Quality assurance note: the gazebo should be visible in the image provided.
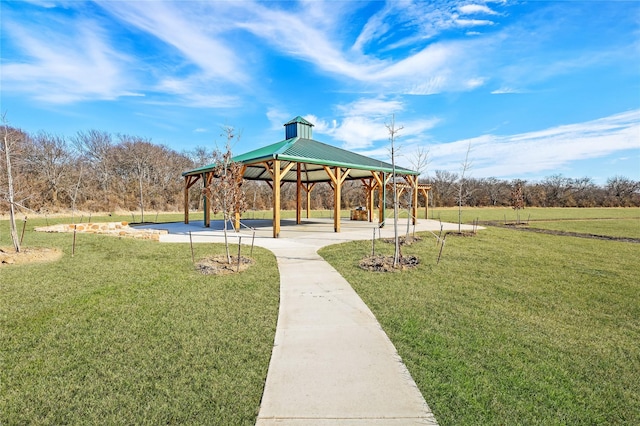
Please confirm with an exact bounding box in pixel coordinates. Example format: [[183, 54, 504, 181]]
[[182, 116, 431, 238]]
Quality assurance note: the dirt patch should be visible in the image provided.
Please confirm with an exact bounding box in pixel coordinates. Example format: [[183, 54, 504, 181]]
[[0, 246, 63, 266], [381, 236, 423, 246], [481, 221, 640, 243], [196, 255, 255, 275], [444, 231, 476, 237], [359, 255, 420, 272]]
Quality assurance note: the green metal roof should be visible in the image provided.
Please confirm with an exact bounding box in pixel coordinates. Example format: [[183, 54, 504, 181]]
[[182, 136, 418, 182]]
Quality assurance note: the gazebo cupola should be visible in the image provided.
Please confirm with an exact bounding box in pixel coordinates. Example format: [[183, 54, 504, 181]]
[[285, 116, 314, 139]]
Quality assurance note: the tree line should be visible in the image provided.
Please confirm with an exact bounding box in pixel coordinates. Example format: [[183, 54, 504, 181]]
[[1, 125, 639, 217], [430, 171, 639, 208]]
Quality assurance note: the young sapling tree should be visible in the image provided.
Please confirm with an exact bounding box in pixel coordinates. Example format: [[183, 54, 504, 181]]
[[203, 127, 246, 264]]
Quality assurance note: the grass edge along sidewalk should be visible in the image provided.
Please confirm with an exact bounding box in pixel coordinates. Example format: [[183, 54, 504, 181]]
[[1, 218, 280, 425], [319, 224, 640, 425]]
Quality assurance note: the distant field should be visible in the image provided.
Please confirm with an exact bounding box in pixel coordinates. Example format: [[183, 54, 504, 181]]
[[320, 218, 640, 425], [428, 206, 640, 223], [525, 218, 640, 239]]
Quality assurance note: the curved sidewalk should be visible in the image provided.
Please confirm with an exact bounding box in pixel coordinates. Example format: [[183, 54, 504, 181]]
[[148, 218, 479, 425]]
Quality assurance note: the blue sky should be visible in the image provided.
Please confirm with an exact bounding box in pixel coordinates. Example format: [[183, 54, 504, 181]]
[[1, 0, 639, 184]]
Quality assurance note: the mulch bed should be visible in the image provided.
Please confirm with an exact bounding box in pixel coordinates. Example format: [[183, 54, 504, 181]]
[[381, 235, 422, 246], [0, 247, 62, 266], [359, 254, 420, 272], [196, 255, 255, 275]]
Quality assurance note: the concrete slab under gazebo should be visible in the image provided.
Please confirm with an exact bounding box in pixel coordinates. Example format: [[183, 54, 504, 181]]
[[182, 116, 431, 238]]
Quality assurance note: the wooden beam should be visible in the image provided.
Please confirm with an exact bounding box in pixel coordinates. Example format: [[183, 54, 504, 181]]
[[323, 165, 337, 185], [186, 174, 201, 189], [281, 161, 295, 177], [261, 161, 275, 179]]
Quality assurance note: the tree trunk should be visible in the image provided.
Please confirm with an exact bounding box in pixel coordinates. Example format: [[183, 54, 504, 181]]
[[138, 173, 145, 222], [3, 128, 21, 252]]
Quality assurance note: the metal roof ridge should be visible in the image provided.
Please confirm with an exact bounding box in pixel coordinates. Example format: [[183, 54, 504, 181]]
[[273, 136, 299, 158], [284, 116, 314, 126]]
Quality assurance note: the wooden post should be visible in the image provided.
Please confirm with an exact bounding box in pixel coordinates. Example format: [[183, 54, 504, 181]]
[[379, 173, 385, 226], [306, 184, 311, 219], [302, 182, 315, 219], [184, 176, 190, 224], [296, 165, 302, 224], [412, 176, 418, 225], [203, 172, 210, 228], [369, 183, 375, 222], [424, 188, 429, 219], [273, 159, 281, 238], [361, 178, 375, 222], [334, 166, 341, 232], [323, 166, 350, 233]]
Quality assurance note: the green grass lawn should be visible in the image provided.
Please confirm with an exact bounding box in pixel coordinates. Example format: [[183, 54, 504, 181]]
[[3, 208, 639, 424], [1, 217, 279, 425], [319, 226, 640, 425]]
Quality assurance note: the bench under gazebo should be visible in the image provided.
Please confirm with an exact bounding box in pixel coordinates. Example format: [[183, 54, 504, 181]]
[[182, 116, 431, 238]]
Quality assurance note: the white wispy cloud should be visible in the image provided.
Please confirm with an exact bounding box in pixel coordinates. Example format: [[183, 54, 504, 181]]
[[310, 97, 439, 150], [237, 2, 383, 82], [96, 1, 245, 83], [459, 4, 498, 15], [454, 19, 494, 27], [491, 87, 523, 94], [416, 109, 640, 179], [2, 15, 135, 103]]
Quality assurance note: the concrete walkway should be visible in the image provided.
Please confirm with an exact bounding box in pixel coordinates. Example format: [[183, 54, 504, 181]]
[[141, 218, 479, 425]]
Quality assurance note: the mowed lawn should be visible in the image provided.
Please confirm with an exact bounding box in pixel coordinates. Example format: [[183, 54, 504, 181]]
[[1, 216, 279, 425], [320, 213, 640, 425]]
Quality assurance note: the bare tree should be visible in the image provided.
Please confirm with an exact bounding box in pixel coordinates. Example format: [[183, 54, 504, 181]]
[[72, 130, 115, 209], [385, 115, 403, 267], [456, 142, 473, 233], [117, 136, 156, 222], [24, 132, 72, 207], [511, 179, 525, 224], [68, 160, 85, 222], [1, 114, 21, 252], [433, 170, 458, 206], [407, 146, 429, 237], [203, 127, 247, 263], [605, 176, 639, 207]]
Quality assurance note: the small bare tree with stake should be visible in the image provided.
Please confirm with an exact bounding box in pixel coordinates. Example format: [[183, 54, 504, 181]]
[[456, 142, 473, 233], [1, 113, 21, 253], [202, 127, 246, 264], [385, 115, 403, 268], [511, 180, 525, 224], [407, 146, 429, 238]]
